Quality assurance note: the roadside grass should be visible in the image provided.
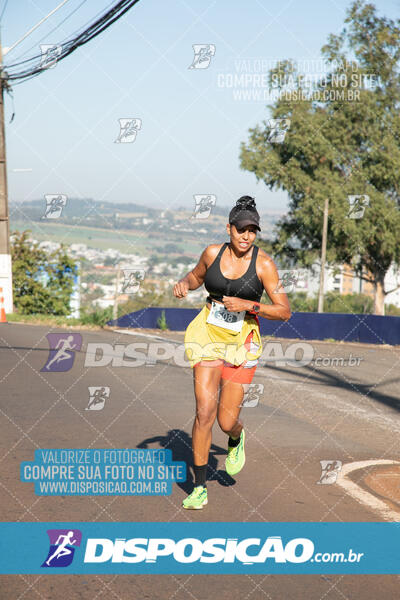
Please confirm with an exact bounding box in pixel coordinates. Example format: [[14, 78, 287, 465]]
[[5, 308, 113, 329], [6, 312, 85, 327]]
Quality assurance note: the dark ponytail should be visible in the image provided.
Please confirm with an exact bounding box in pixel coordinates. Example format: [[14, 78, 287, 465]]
[[229, 196, 260, 229], [234, 196, 257, 211]]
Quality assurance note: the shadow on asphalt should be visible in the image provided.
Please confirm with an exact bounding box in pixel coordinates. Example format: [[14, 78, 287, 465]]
[[137, 429, 236, 493], [261, 363, 400, 413], [0, 346, 51, 351]]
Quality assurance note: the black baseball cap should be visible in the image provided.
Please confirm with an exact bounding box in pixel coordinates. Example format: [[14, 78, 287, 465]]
[[229, 195, 261, 231], [230, 210, 261, 231]]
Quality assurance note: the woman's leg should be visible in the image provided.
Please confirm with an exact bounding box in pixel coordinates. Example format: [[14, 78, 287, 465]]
[[217, 378, 245, 438], [192, 361, 222, 467], [182, 362, 222, 508], [217, 364, 256, 477]]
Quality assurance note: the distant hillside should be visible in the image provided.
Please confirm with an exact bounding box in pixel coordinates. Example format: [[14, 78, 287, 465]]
[[11, 198, 284, 221], [10, 198, 152, 220]]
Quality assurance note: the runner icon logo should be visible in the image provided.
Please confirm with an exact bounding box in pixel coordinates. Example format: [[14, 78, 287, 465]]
[[347, 195, 369, 219], [317, 460, 342, 485], [86, 386, 110, 411], [121, 269, 146, 294], [188, 44, 216, 69], [115, 118, 142, 143], [40, 44, 62, 69], [42, 194, 67, 219], [274, 269, 299, 294], [241, 383, 264, 407], [41, 333, 82, 372], [41, 529, 82, 568], [192, 195, 217, 219], [267, 119, 291, 144]]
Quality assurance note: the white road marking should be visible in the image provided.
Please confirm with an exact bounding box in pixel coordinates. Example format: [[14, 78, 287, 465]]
[[256, 371, 319, 385], [112, 329, 182, 344], [336, 460, 400, 522], [110, 331, 400, 521]]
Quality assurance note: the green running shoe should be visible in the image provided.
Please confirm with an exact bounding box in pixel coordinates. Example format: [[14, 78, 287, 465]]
[[182, 485, 208, 510], [225, 429, 246, 476]]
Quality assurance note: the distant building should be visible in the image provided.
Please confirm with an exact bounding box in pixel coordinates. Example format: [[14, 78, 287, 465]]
[[298, 262, 400, 308], [69, 271, 81, 318]]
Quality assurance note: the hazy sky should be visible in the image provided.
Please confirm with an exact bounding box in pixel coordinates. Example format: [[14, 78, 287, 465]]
[[2, 0, 399, 216]]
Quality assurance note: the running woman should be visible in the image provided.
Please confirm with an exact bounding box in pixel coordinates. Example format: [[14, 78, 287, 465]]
[[173, 196, 291, 509]]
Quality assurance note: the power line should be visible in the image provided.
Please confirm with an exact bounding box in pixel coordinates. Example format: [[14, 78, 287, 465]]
[[2, 0, 142, 84], [0, 0, 143, 313], [0, 0, 9, 23], [12, 0, 111, 65], [4, 0, 72, 57]]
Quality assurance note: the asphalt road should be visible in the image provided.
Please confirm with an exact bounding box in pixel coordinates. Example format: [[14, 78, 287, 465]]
[[0, 322, 400, 599]]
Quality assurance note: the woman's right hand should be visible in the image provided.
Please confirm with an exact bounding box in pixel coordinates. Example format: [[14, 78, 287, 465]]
[[173, 279, 189, 298]]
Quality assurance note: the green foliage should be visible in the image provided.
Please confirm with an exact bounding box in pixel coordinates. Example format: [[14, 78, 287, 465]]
[[103, 256, 118, 266], [240, 1, 400, 314], [170, 255, 194, 267], [163, 243, 180, 253], [324, 291, 374, 314], [80, 306, 113, 326], [5, 312, 81, 326], [255, 237, 274, 256], [287, 291, 374, 314], [287, 292, 318, 312], [386, 303, 400, 317], [257, 236, 294, 269], [119, 281, 197, 313], [147, 254, 161, 267], [11, 230, 78, 315], [157, 310, 169, 331]]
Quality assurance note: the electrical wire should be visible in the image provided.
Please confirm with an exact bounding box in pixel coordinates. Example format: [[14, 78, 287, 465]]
[[6, 0, 135, 69], [0, 0, 9, 22], [4, 0, 72, 57], [11, 0, 90, 64], [2, 0, 142, 84], [12, 0, 122, 65]]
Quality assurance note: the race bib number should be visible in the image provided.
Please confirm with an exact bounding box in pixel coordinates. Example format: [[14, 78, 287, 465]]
[[206, 301, 245, 333]]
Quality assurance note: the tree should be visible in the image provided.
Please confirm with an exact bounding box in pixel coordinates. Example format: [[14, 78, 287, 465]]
[[240, 1, 400, 315], [11, 230, 78, 315], [164, 243, 180, 254], [255, 237, 273, 255], [104, 255, 118, 266], [119, 280, 197, 314]]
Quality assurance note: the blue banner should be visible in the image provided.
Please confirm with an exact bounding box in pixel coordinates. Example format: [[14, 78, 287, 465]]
[[0, 522, 399, 574], [20, 449, 186, 496], [108, 307, 400, 345]]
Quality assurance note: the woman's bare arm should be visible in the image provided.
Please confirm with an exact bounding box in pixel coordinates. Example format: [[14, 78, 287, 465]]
[[173, 245, 219, 298], [221, 251, 291, 321], [257, 255, 291, 320]]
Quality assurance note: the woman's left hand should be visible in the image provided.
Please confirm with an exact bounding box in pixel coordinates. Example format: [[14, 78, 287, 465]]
[[222, 296, 252, 312]]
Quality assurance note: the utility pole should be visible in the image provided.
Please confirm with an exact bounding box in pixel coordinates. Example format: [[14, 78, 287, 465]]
[[113, 266, 121, 321], [0, 35, 12, 313], [0, 1, 84, 315], [317, 198, 329, 313]]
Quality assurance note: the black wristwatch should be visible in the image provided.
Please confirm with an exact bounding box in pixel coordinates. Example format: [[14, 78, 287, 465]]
[[250, 303, 260, 314]]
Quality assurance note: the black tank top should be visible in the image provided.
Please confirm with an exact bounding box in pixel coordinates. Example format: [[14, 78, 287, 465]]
[[204, 242, 264, 303]]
